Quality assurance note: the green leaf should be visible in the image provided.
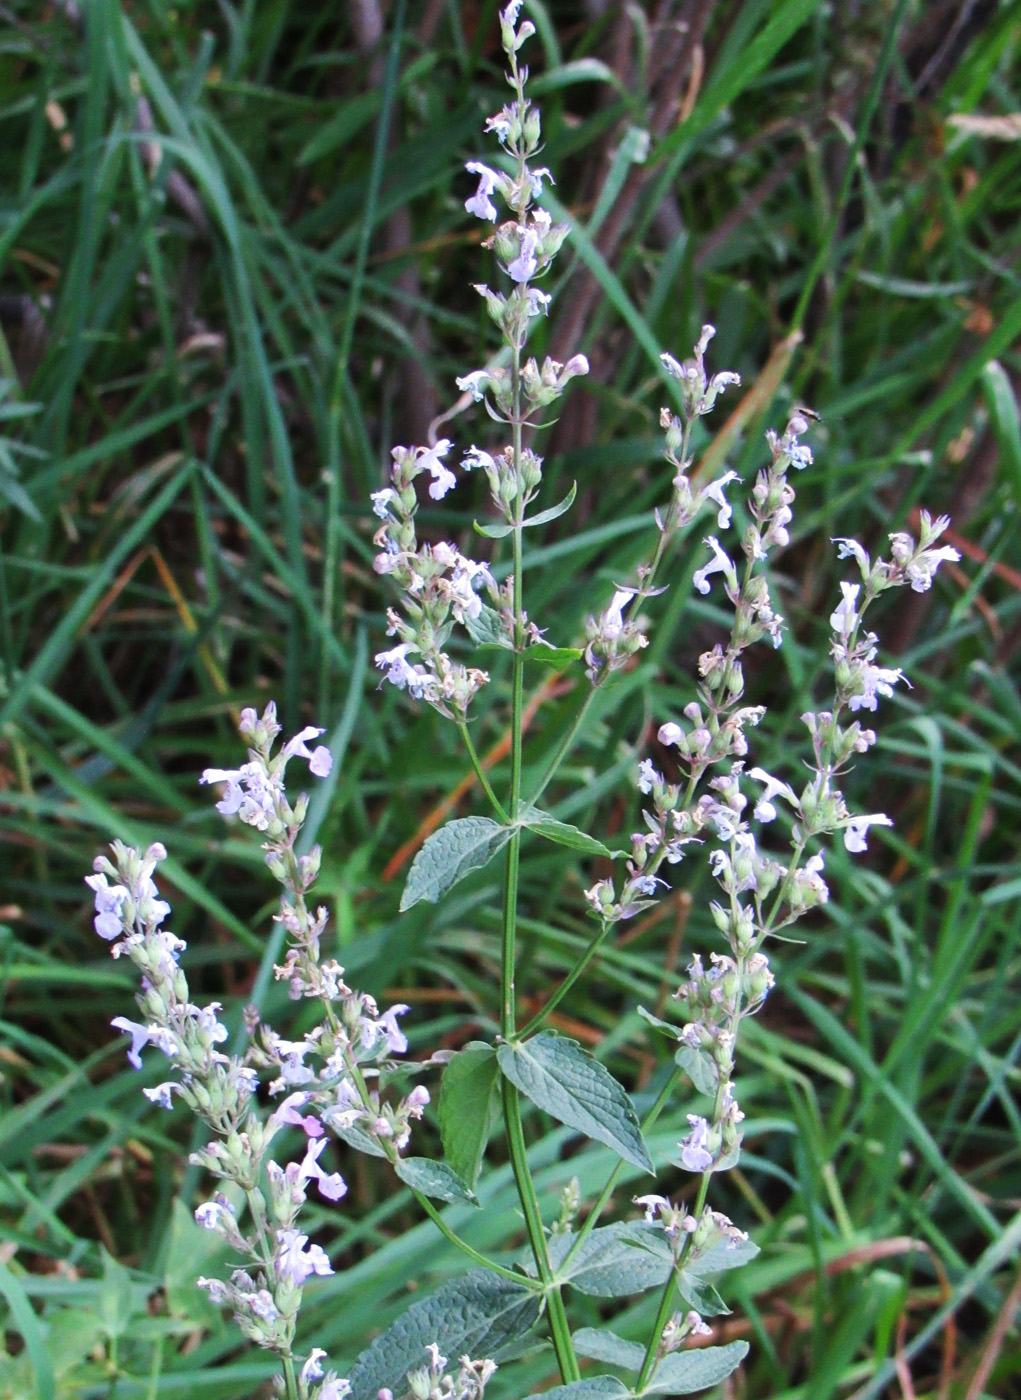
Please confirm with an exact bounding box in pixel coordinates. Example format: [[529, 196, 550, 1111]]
[[981, 359, 1021, 494], [463, 605, 512, 648], [475, 482, 577, 538], [573, 1328, 646, 1370], [674, 1229, 759, 1316], [473, 518, 515, 539], [439, 1043, 501, 1187], [674, 1274, 729, 1318], [521, 808, 620, 858], [0, 1258, 55, 1400], [522, 480, 577, 528], [347, 1271, 540, 1400], [523, 643, 583, 668], [643, 1342, 749, 1394], [401, 817, 512, 910], [675, 1043, 719, 1097], [540, 1382, 630, 1400], [332, 1123, 388, 1157], [394, 1156, 479, 1206], [498, 1033, 654, 1173], [547, 1223, 671, 1296]]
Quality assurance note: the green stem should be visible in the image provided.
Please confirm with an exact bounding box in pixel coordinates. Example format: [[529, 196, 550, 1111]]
[[517, 918, 612, 1039], [414, 1191, 537, 1287], [503, 1078, 581, 1381], [282, 1356, 299, 1400], [526, 685, 596, 809], [341, 1048, 528, 1285], [457, 719, 510, 822], [635, 1170, 713, 1393]]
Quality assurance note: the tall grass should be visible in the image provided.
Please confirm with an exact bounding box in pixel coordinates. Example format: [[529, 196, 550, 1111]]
[[0, 2, 1019, 1397]]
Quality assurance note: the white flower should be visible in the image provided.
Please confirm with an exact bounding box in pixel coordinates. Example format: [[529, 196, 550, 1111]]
[[747, 766, 799, 822], [371, 487, 395, 518], [829, 580, 860, 635], [692, 536, 736, 595], [657, 721, 683, 747], [462, 445, 496, 472], [850, 660, 906, 712], [700, 471, 739, 529], [833, 537, 870, 575], [638, 759, 662, 794], [602, 587, 636, 640], [527, 288, 551, 316], [457, 370, 490, 403], [420, 439, 456, 500], [464, 161, 501, 221], [143, 1082, 179, 1110], [843, 813, 893, 853]]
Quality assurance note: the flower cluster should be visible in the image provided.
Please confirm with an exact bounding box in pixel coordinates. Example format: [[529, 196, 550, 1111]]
[[373, 447, 494, 719], [90, 704, 433, 1391], [379, 1344, 496, 1400], [372, 0, 591, 712], [583, 326, 747, 684]]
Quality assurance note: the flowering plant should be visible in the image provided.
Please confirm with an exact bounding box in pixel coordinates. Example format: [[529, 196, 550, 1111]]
[[90, 6, 961, 1398]]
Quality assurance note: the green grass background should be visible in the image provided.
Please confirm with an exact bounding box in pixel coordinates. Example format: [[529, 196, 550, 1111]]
[[0, 0, 1018, 1396]]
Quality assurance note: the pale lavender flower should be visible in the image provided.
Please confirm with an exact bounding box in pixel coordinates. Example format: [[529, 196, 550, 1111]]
[[110, 1015, 156, 1070], [275, 1228, 334, 1285], [195, 1198, 234, 1230], [829, 581, 860, 636], [196, 1276, 230, 1305], [747, 766, 799, 822], [843, 813, 893, 853], [833, 537, 870, 575], [299, 1136, 348, 1202], [301, 1350, 328, 1384], [375, 643, 425, 691], [465, 162, 501, 221], [679, 1114, 714, 1172], [507, 227, 538, 283], [529, 166, 554, 197], [85, 872, 129, 940], [377, 1004, 410, 1055], [282, 726, 333, 778], [317, 1380, 351, 1400]]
